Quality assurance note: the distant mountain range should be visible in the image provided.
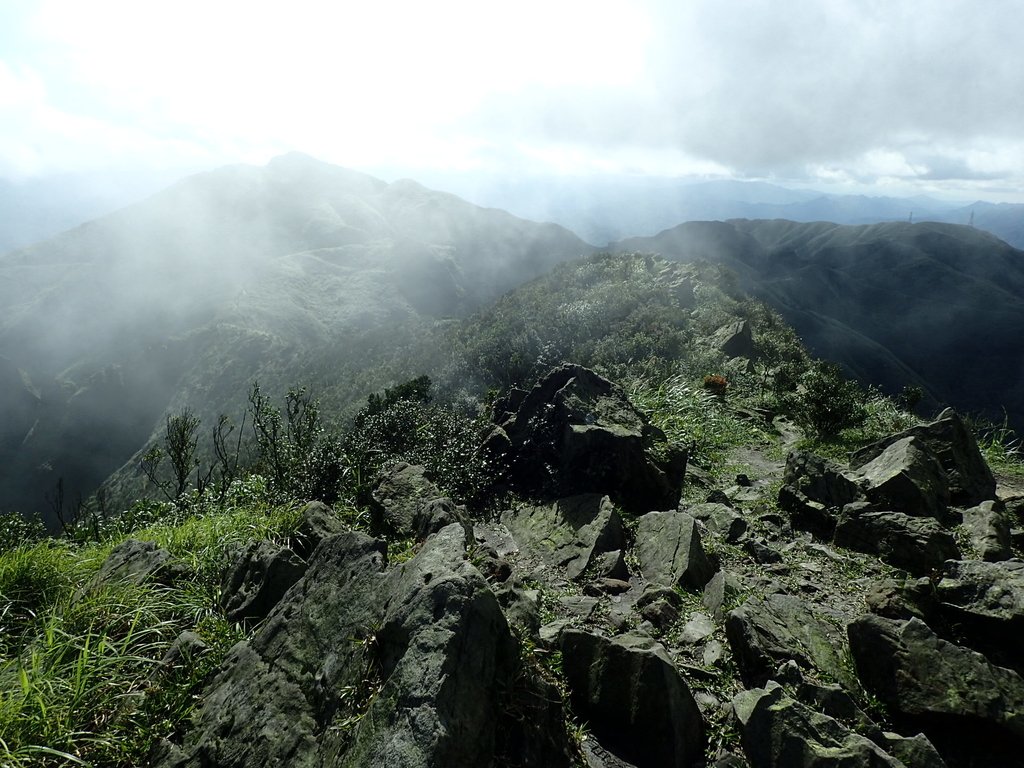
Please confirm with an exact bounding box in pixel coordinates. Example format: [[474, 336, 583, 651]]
[[430, 174, 1024, 248], [2, 154, 1023, 525]]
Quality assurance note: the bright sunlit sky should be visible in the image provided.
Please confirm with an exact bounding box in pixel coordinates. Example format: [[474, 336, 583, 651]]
[[2, 0, 1024, 200]]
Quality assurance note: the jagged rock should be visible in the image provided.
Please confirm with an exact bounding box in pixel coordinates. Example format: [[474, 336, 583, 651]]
[[961, 500, 1012, 561], [732, 682, 904, 767], [85, 539, 189, 593], [291, 501, 348, 558], [881, 732, 948, 768], [725, 594, 855, 689], [851, 409, 995, 508], [591, 548, 629, 580], [744, 537, 784, 564], [679, 612, 715, 644], [773, 660, 883, 743], [864, 577, 934, 622], [689, 502, 748, 543], [494, 582, 541, 636], [501, 494, 624, 580], [714, 319, 756, 360], [560, 629, 706, 768], [636, 586, 684, 633], [783, 450, 864, 509], [585, 578, 631, 596], [848, 614, 1024, 767], [833, 505, 960, 575], [778, 486, 837, 540], [853, 436, 950, 518], [932, 559, 1024, 674], [369, 462, 466, 539], [703, 570, 743, 622], [220, 539, 307, 624], [481, 364, 687, 514], [160, 525, 577, 768], [635, 510, 716, 590]]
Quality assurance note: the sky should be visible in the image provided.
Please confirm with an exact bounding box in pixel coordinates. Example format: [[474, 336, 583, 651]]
[[2, 0, 1024, 201]]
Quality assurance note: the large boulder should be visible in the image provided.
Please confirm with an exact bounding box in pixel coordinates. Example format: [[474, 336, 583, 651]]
[[84, 539, 189, 594], [726, 594, 855, 689], [501, 494, 624, 580], [559, 629, 705, 768], [732, 682, 905, 767], [961, 501, 1012, 562], [778, 450, 864, 540], [635, 510, 716, 590], [482, 364, 686, 514], [369, 462, 465, 539], [848, 614, 1024, 768], [851, 409, 995, 507], [852, 437, 950, 518], [220, 502, 350, 624], [833, 504, 960, 575], [219, 540, 307, 624], [932, 559, 1024, 674], [158, 525, 576, 768]]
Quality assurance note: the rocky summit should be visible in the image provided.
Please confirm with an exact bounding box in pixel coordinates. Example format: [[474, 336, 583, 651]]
[[75, 366, 1015, 767]]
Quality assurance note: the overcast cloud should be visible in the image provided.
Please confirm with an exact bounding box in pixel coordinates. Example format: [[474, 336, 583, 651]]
[[1, 0, 1022, 199]]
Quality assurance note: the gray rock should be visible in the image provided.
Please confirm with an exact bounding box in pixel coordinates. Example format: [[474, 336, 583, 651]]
[[744, 537, 784, 565], [502, 494, 624, 580], [160, 525, 577, 768], [679, 612, 715, 644], [783, 450, 864, 509], [850, 409, 996, 508], [848, 614, 1024, 767], [933, 559, 1024, 674], [778, 486, 837, 541], [636, 586, 684, 633], [220, 539, 308, 624], [85, 539, 188, 594], [773, 660, 883, 743], [689, 502, 748, 543], [560, 629, 706, 768], [369, 463, 466, 540], [290, 500, 348, 559], [369, 462, 438, 537], [733, 682, 904, 767], [880, 732, 947, 768], [833, 506, 960, 575], [714, 319, 756, 360], [635, 510, 716, 590], [482, 364, 687, 514], [725, 594, 855, 689], [853, 437, 950, 518], [591, 548, 629, 580], [703, 570, 743, 622], [962, 500, 1012, 561]]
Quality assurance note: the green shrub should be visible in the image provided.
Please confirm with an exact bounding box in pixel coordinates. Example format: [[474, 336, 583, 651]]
[[789, 361, 868, 438]]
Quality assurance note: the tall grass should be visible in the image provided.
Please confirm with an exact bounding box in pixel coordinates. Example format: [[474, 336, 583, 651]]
[[0, 492, 320, 766], [627, 373, 772, 477]]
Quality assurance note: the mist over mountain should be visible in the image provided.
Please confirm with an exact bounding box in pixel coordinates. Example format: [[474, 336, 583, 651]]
[[616, 218, 1024, 431], [418, 172, 1024, 248], [0, 154, 588, 525], [3, 153, 1023, 530]]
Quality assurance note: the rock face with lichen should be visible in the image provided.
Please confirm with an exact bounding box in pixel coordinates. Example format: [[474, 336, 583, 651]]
[[481, 364, 687, 514], [151, 366, 1023, 768]]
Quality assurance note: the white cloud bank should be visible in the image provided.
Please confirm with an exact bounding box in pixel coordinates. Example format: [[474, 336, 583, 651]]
[[1, 0, 1022, 199]]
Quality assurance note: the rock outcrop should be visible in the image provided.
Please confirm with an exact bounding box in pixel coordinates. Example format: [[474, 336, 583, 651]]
[[481, 364, 687, 514]]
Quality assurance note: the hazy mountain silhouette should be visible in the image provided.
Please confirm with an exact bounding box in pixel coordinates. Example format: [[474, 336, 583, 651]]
[[0, 154, 588, 524], [617, 219, 1024, 431]]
